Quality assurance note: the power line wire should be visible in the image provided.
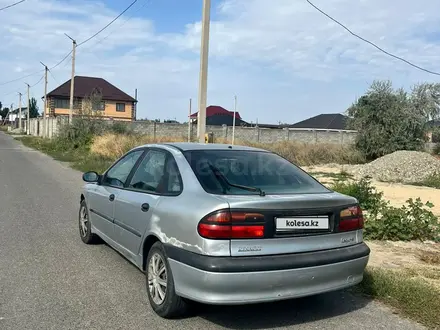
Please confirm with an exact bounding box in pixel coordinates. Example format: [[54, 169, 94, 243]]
[[1, 0, 139, 87], [77, 0, 138, 47], [50, 50, 73, 70], [1, 74, 44, 100], [81, 0, 151, 53], [0, 0, 26, 11], [0, 69, 44, 87], [305, 0, 440, 76], [82, 0, 152, 54], [30, 74, 44, 87], [48, 69, 59, 84]]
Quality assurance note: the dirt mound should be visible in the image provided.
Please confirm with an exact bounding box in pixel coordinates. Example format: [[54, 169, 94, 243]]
[[348, 150, 440, 183]]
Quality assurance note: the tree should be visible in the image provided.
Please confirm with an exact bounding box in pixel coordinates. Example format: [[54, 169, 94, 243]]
[[28, 97, 39, 118], [0, 107, 9, 120], [410, 83, 440, 121], [347, 80, 426, 160]]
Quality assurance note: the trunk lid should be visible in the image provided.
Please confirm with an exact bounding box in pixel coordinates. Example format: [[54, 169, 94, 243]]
[[215, 192, 363, 256]]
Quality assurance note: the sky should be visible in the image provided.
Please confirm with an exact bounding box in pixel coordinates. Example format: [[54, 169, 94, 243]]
[[2, 0, 440, 124]]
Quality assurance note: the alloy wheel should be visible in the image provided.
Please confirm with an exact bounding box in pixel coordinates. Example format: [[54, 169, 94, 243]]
[[79, 205, 88, 237], [148, 253, 168, 305]]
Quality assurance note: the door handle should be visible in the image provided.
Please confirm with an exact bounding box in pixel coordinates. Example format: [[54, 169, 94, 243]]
[[141, 203, 150, 212], [109, 194, 115, 201]]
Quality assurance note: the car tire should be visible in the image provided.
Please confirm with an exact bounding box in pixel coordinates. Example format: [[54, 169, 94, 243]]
[[79, 200, 99, 244], [146, 242, 188, 318]]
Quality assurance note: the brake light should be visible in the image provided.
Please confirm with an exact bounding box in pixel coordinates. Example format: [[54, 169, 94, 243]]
[[338, 205, 364, 232], [198, 211, 265, 239]]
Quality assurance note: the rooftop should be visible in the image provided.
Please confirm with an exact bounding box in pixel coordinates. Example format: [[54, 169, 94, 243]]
[[190, 105, 242, 119], [289, 113, 348, 130], [47, 76, 136, 102]]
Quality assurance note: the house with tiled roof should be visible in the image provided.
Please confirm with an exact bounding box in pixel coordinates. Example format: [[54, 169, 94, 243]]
[[190, 105, 246, 126], [45, 76, 137, 121], [289, 113, 349, 130]]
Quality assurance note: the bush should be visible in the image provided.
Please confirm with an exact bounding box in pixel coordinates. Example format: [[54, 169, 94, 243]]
[[365, 198, 439, 241], [109, 121, 131, 134], [332, 177, 384, 212], [57, 117, 108, 150], [331, 178, 440, 241]]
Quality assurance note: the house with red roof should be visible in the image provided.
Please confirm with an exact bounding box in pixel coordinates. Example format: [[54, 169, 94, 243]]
[[190, 105, 246, 126]]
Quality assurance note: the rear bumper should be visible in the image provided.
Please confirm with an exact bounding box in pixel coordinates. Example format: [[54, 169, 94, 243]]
[[165, 243, 370, 305]]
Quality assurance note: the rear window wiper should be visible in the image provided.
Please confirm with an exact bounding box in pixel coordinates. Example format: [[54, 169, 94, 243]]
[[208, 164, 266, 196]]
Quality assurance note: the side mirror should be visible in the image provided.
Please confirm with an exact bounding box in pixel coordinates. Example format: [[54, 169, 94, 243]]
[[82, 171, 100, 183]]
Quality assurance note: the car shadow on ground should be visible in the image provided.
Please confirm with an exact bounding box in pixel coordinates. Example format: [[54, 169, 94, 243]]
[[192, 289, 371, 329]]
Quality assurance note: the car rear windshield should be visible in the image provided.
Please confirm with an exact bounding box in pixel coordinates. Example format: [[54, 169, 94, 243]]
[[184, 150, 330, 195]]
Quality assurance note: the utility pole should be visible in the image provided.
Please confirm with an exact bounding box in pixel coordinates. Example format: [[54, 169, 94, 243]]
[[25, 83, 30, 135], [65, 33, 76, 124], [232, 95, 237, 145], [40, 62, 48, 138], [188, 98, 192, 142], [197, 0, 211, 143], [18, 92, 22, 131]]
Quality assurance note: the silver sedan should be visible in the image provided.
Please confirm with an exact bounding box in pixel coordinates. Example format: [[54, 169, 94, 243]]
[[79, 142, 370, 318]]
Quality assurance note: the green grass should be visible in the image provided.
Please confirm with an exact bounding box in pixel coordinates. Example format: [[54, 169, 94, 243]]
[[16, 136, 113, 174], [355, 268, 440, 329]]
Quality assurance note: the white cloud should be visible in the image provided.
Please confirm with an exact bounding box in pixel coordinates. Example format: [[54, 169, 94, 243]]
[[2, 0, 440, 124]]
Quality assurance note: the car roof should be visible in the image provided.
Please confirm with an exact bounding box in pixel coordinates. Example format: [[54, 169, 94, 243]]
[[134, 142, 269, 152]]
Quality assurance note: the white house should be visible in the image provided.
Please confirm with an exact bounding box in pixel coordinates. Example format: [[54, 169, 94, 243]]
[[8, 107, 28, 122]]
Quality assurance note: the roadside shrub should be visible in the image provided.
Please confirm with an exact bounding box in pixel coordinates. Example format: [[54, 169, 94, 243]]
[[365, 198, 440, 241], [57, 117, 107, 149], [331, 178, 440, 241], [109, 121, 131, 134], [332, 177, 384, 212]]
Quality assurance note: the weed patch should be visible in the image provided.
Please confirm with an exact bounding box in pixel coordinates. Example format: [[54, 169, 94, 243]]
[[356, 267, 440, 329], [331, 178, 440, 241], [419, 251, 440, 265]]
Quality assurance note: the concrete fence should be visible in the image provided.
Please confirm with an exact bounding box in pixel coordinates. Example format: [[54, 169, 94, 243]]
[[129, 122, 357, 145], [25, 117, 66, 138], [25, 117, 357, 145]]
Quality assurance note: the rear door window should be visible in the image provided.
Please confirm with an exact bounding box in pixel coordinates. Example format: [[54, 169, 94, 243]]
[[128, 150, 182, 195]]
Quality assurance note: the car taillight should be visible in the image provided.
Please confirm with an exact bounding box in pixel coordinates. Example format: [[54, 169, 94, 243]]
[[198, 211, 265, 239], [338, 205, 364, 232]]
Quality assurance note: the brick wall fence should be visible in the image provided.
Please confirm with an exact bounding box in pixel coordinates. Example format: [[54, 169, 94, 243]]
[[25, 117, 358, 145]]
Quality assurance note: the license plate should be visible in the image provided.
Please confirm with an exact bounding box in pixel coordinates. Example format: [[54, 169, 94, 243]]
[[275, 216, 329, 231]]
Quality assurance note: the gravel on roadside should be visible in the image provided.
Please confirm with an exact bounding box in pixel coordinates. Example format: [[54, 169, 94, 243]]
[[344, 150, 440, 183]]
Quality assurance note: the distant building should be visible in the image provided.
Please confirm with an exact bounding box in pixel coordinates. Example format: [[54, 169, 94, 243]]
[[289, 113, 349, 130], [45, 76, 137, 122], [190, 105, 246, 126], [8, 107, 28, 122]]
